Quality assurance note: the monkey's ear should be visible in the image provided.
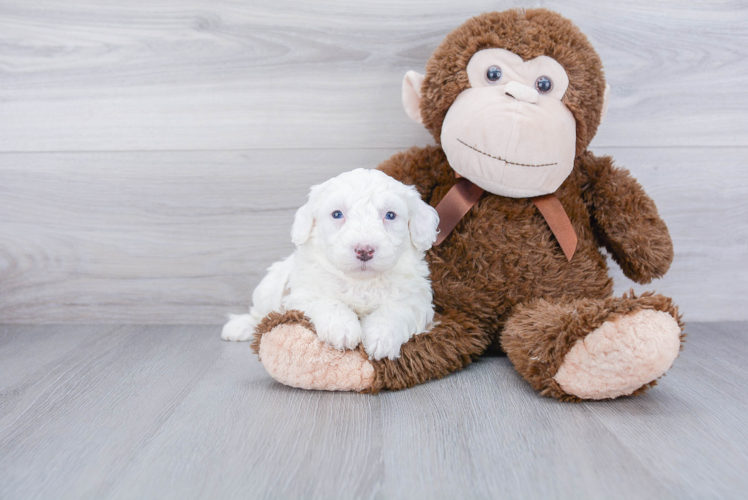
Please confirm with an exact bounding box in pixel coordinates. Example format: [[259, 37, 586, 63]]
[[600, 84, 611, 124], [402, 70, 425, 124]]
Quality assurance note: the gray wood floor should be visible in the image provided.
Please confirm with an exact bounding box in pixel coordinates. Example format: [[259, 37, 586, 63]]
[[1, 323, 746, 500]]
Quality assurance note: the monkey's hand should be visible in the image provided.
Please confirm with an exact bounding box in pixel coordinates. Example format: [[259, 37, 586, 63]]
[[579, 152, 673, 284]]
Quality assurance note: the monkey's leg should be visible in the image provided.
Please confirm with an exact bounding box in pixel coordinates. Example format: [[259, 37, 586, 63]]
[[252, 309, 490, 393], [369, 308, 491, 391], [501, 292, 685, 401]]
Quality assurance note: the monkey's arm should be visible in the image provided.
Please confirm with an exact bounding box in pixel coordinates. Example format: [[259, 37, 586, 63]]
[[578, 152, 673, 284], [377, 145, 454, 203]]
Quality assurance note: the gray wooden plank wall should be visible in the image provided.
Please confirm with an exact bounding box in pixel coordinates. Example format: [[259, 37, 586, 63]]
[[1, 0, 746, 323]]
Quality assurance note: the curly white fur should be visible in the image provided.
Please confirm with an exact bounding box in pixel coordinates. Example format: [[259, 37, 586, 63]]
[[221, 168, 440, 361]]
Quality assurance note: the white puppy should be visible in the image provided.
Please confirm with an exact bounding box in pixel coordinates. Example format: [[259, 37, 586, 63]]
[[221, 168, 440, 360]]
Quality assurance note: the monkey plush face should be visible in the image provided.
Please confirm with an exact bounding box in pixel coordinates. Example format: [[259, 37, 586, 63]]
[[440, 48, 576, 197], [401, 9, 610, 198]]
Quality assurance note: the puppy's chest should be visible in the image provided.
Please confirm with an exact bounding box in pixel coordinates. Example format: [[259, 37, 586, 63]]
[[332, 280, 393, 316]]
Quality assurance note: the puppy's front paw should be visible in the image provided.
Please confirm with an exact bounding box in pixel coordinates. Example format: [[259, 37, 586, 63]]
[[361, 315, 411, 360], [221, 314, 259, 341], [314, 313, 362, 351]]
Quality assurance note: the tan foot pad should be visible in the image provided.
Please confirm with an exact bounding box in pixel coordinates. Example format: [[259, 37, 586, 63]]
[[258, 323, 375, 392], [554, 309, 682, 400]]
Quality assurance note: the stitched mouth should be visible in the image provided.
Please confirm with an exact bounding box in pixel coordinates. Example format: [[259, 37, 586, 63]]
[[456, 139, 558, 168]]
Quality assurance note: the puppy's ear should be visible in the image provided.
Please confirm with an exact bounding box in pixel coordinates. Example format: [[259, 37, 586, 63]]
[[405, 187, 440, 252], [291, 202, 314, 246]]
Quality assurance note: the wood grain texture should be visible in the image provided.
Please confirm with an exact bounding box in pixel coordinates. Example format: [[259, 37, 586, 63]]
[[0, 0, 746, 151], [597, 147, 748, 321], [0, 149, 395, 323], [0, 325, 225, 499], [583, 322, 748, 499], [1, 147, 744, 323], [378, 363, 673, 499], [1, 323, 747, 499], [0, 0, 745, 322]]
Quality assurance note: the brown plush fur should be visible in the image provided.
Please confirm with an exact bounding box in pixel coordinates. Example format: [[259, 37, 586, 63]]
[[366, 308, 492, 393], [501, 291, 685, 402], [255, 9, 683, 399], [373, 142, 680, 395], [251, 309, 316, 357], [366, 8, 682, 396], [420, 8, 607, 157]]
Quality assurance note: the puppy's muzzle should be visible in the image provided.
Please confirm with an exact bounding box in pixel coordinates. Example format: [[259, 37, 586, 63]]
[[355, 245, 375, 262]]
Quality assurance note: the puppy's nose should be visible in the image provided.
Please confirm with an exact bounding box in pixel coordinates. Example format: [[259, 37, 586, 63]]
[[355, 245, 375, 262]]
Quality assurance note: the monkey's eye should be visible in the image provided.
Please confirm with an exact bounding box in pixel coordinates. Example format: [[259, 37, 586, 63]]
[[385, 211, 397, 220], [485, 66, 502, 83], [535, 76, 553, 93], [331, 210, 344, 219]]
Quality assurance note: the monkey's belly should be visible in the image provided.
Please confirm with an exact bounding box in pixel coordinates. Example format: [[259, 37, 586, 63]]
[[428, 205, 612, 335]]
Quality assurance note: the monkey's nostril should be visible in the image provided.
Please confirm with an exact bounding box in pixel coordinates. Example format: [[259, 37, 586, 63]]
[[355, 245, 375, 262], [504, 81, 539, 104]]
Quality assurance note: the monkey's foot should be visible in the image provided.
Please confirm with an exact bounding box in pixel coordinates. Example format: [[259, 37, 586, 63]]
[[252, 310, 375, 392], [502, 292, 685, 401], [553, 308, 682, 400]]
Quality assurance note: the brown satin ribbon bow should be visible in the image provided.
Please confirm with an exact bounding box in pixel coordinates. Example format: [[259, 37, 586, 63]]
[[433, 176, 577, 261]]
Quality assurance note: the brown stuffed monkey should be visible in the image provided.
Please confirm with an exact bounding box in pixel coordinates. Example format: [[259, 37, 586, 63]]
[[250, 8, 684, 401]]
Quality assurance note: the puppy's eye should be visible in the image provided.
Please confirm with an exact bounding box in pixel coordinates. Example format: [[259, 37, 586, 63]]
[[331, 210, 344, 219], [385, 212, 397, 220], [535, 76, 553, 93], [486, 66, 502, 83]]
